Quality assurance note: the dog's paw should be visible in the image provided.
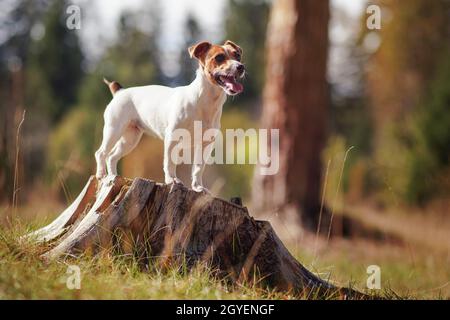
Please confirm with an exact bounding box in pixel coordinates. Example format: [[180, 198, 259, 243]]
[[105, 174, 118, 184], [96, 174, 117, 187], [165, 177, 184, 185], [95, 170, 106, 180], [173, 178, 184, 185], [191, 184, 210, 194]]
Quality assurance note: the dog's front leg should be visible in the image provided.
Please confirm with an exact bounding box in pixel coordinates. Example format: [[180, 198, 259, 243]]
[[191, 141, 214, 193], [163, 134, 183, 185], [191, 163, 207, 193]]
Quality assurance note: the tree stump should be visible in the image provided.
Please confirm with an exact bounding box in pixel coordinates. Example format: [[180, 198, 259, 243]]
[[26, 175, 367, 299]]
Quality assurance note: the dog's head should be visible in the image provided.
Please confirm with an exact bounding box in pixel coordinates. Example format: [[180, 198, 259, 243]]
[[189, 40, 245, 96]]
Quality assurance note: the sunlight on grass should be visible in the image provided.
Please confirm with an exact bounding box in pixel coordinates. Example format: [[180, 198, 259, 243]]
[[0, 222, 296, 300], [1, 203, 448, 300]]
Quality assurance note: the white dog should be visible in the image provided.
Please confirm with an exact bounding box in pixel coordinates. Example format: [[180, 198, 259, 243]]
[[95, 40, 245, 192]]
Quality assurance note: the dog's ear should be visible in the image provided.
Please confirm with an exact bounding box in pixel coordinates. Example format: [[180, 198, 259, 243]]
[[188, 41, 212, 62], [223, 40, 242, 55]]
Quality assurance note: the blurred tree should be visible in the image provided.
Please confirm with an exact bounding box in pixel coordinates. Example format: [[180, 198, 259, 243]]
[[224, 0, 269, 106], [0, 0, 48, 203], [176, 14, 201, 85], [327, 11, 375, 202], [0, 0, 46, 63], [364, 0, 450, 204], [406, 50, 450, 203], [79, 7, 162, 109], [20, 0, 85, 193], [104, 9, 162, 86], [25, 0, 84, 123], [329, 6, 374, 159], [253, 0, 330, 230]]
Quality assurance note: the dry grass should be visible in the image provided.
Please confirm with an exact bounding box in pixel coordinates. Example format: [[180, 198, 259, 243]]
[[0, 197, 449, 300], [285, 202, 450, 299], [0, 216, 293, 300], [344, 204, 450, 254]]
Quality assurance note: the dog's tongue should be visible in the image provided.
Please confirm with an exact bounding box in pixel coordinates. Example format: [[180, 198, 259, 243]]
[[223, 78, 243, 94]]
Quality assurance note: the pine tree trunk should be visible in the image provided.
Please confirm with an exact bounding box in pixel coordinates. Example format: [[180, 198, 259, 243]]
[[253, 0, 330, 230], [25, 176, 367, 299]]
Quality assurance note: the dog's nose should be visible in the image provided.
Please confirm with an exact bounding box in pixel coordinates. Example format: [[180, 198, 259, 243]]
[[237, 64, 245, 75]]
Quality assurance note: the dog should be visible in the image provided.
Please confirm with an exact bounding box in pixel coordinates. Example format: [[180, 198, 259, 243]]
[[96, 40, 245, 192]]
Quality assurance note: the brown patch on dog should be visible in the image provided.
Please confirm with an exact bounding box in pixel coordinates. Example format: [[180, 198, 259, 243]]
[[103, 78, 123, 96], [223, 40, 243, 57], [188, 41, 211, 64]]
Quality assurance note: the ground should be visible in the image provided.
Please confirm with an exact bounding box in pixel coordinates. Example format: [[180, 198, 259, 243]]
[[0, 199, 448, 299]]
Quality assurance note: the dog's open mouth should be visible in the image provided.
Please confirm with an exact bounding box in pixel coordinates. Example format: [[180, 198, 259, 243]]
[[215, 74, 244, 95]]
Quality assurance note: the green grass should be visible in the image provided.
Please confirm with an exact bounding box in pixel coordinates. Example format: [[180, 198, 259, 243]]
[[0, 222, 295, 300], [1, 202, 448, 300], [294, 244, 449, 300]]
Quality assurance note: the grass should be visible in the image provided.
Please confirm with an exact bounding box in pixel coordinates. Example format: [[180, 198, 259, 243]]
[[296, 237, 449, 299], [0, 222, 290, 300], [0, 200, 449, 300]]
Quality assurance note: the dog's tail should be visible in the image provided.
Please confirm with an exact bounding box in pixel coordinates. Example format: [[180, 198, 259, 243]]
[[103, 77, 123, 96]]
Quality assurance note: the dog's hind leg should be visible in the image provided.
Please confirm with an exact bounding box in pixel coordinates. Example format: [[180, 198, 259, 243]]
[[95, 123, 125, 179], [106, 126, 143, 176]]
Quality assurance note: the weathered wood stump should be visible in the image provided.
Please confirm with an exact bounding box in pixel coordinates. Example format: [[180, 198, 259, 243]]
[[27, 175, 367, 299]]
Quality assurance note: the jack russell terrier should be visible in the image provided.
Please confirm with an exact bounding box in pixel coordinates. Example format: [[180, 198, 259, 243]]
[[96, 40, 245, 192]]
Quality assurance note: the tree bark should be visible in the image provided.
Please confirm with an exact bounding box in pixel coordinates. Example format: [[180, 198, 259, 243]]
[[253, 0, 330, 230], [26, 175, 367, 299]]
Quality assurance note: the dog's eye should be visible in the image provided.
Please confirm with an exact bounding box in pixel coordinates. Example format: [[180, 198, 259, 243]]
[[234, 52, 241, 61], [215, 54, 226, 63]]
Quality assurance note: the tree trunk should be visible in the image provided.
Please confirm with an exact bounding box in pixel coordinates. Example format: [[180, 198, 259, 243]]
[[253, 0, 330, 230], [25, 175, 367, 299]]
